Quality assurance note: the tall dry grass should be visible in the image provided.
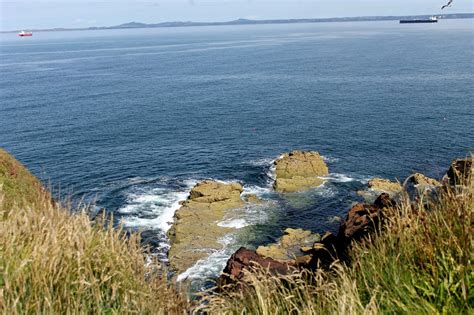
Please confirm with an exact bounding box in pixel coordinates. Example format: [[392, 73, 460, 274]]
[[201, 177, 473, 314], [0, 149, 189, 314]]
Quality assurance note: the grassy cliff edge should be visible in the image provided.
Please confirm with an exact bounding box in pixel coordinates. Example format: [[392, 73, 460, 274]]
[[0, 149, 189, 314]]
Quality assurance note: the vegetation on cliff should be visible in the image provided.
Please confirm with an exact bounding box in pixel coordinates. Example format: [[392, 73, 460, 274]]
[[0, 149, 189, 314]]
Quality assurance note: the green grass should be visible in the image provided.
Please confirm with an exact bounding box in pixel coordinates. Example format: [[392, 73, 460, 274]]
[[0, 149, 190, 314], [0, 149, 50, 213]]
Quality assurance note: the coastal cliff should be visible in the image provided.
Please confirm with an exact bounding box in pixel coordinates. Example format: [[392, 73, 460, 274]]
[[2, 148, 472, 314], [0, 149, 190, 313]]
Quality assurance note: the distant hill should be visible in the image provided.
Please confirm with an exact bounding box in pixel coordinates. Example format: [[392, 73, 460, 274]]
[[3, 13, 473, 33], [108, 13, 474, 29]]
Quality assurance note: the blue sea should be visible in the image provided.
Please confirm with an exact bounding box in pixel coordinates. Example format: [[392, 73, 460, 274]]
[[1, 20, 473, 285]]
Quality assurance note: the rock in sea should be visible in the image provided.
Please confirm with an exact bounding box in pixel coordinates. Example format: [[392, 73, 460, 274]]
[[273, 150, 329, 193], [167, 180, 247, 274]]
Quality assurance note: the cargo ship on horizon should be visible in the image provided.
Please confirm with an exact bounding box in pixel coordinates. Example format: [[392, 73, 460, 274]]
[[400, 16, 438, 24]]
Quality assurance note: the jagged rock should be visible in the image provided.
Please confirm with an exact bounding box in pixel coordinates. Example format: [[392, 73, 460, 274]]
[[218, 247, 293, 287], [339, 193, 393, 242], [256, 228, 321, 262], [167, 180, 245, 273], [444, 156, 473, 187], [273, 150, 329, 193]]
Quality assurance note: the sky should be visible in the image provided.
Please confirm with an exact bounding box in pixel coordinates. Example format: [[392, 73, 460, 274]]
[[1, 0, 472, 31]]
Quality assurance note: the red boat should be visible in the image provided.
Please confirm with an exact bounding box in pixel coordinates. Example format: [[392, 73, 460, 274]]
[[18, 31, 33, 37]]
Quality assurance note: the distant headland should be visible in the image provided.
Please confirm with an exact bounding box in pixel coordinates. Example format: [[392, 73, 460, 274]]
[[2, 13, 473, 33]]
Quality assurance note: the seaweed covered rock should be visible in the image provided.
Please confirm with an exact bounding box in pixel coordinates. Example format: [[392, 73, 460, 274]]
[[273, 151, 329, 193], [256, 228, 320, 262], [167, 180, 246, 273]]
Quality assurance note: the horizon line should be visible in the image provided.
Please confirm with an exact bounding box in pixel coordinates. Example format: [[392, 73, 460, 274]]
[[2, 12, 473, 34]]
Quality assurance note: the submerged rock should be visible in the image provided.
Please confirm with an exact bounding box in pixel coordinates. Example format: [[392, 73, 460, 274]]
[[273, 150, 329, 193], [242, 193, 263, 204], [256, 228, 320, 262], [167, 180, 246, 274]]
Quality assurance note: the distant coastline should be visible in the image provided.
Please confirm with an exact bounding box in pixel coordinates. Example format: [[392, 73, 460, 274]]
[[2, 13, 473, 34]]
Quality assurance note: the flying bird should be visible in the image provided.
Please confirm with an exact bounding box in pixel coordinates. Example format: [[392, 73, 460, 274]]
[[441, 0, 454, 9]]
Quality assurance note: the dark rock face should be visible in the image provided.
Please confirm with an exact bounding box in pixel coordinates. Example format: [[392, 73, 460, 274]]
[[339, 193, 392, 243], [305, 232, 344, 270], [218, 247, 293, 287], [446, 157, 473, 186]]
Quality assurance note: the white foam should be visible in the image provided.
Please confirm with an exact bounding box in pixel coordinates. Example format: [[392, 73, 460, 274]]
[[118, 180, 196, 233], [320, 173, 370, 184], [249, 157, 274, 167], [242, 184, 272, 197], [320, 173, 355, 183], [176, 234, 236, 282], [217, 218, 248, 229], [322, 155, 340, 163]]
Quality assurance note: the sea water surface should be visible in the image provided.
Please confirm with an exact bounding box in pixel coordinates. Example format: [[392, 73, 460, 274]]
[[1, 20, 473, 287]]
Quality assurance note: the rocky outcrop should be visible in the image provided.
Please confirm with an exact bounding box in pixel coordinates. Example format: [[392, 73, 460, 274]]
[[273, 151, 329, 193], [404, 173, 442, 198], [256, 228, 320, 262], [167, 180, 246, 273], [368, 178, 402, 194], [410, 173, 441, 187], [217, 156, 472, 289], [218, 247, 294, 287], [219, 192, 401, 287], [218, 193, 397, 286], [358, 177, 402, 202]]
